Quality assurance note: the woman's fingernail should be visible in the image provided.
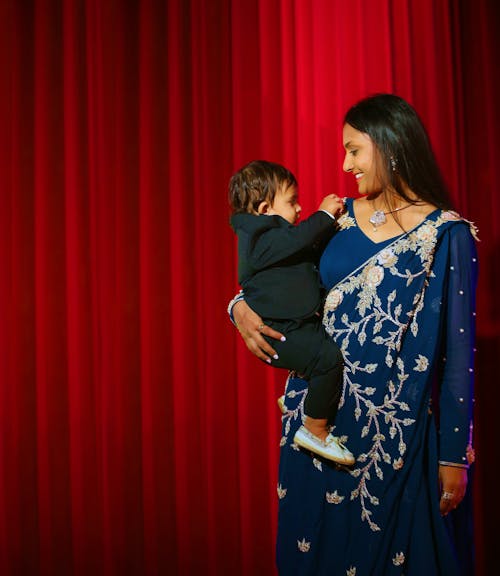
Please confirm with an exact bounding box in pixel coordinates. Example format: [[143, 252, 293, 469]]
[[273, 354, 279, 360], [280, 336, 286, 342], [266, 358, 271, 363]]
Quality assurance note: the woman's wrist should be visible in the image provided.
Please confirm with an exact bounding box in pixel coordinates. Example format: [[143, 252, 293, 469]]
[[227, 290, 245, 325]]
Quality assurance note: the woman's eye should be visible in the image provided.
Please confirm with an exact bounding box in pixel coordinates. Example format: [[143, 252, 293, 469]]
[[350, 149, 358, 156]]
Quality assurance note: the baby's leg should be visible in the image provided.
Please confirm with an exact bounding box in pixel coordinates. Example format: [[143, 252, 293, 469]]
[[303, 339, 344, 426]]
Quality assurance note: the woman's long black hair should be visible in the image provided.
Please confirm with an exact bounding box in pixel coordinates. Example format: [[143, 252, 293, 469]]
[[344, 93, 454, 211]]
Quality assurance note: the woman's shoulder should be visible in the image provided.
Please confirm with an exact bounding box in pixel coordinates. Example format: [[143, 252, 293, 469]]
[[434, 209, 480, 242], [337, 197, 358, 230]]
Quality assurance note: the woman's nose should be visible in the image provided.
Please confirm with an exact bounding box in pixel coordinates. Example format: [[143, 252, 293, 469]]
[[343, 154, 353, 173]]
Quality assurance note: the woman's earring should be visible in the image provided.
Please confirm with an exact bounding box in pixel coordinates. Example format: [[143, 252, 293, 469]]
[[390, 157, 397, 172]]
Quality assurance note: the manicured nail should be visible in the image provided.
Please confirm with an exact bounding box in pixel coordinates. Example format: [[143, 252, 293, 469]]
[[273, 354, 279, 360], [280, 336, 286, 342], [266, 358, 271, 363]]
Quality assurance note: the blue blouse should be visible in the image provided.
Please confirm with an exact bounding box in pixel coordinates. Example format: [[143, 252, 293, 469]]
[[320, 201, 407, 290]]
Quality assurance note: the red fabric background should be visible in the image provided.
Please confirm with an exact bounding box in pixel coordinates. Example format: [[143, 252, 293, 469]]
[[1, 1, 499, 574]]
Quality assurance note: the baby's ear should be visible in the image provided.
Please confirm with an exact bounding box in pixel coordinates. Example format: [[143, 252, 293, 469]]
[[257, 200, 270, 214]]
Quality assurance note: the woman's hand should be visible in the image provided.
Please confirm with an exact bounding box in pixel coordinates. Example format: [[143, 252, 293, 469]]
[[233, 300, 285, 363], [438, 464, 468, 516]]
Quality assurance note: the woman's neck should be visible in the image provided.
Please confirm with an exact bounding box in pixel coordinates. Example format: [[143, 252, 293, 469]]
[[367, 186, 420, 211]]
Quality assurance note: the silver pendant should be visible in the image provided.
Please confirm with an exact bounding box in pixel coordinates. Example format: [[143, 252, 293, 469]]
[[369, 210, 387, 227]]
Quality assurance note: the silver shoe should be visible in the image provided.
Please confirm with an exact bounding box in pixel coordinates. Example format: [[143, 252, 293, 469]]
[[293, 425, 355, 465]]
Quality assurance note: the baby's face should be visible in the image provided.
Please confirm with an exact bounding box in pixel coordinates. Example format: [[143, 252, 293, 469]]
[[267, 184, 301, 224]]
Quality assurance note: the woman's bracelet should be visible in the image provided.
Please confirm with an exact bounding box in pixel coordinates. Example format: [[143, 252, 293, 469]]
[[227, 290, 244, 325], [438, 460, 469, 470]]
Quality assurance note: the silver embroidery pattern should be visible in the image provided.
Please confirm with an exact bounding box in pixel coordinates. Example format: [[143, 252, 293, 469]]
[[279, 213, 477, 534], [313, 458, 323, 472], [280, 373, 347, 447], [277, 484, 287, 499], [321, 215, 459, 531], [393, 551, 405, 566], [326, 490, 345, 504], [337, 212, 356, 231], [297, 538, 311, 553], [279, 373, 307, 451]]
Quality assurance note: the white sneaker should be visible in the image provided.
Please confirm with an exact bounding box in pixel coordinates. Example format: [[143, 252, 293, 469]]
[[293, 425, 355, 465]]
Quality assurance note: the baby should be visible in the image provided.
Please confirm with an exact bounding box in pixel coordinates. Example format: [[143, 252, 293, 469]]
[[229, 160, 354, 465]]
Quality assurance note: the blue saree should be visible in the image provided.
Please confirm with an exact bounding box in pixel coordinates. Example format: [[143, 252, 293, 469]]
[[276, 198, 478, 575]]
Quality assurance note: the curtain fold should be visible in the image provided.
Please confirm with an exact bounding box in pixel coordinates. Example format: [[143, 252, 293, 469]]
[[1, 1, 498, 574]]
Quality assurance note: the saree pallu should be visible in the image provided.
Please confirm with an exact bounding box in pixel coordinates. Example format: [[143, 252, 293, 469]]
[[276, 209, 478, 576]]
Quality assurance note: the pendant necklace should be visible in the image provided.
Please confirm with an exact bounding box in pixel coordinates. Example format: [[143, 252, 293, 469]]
[[369, 203, 413, 231]]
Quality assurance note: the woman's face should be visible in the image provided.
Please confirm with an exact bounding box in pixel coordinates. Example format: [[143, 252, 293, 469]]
[[342, 123, 383, 195]]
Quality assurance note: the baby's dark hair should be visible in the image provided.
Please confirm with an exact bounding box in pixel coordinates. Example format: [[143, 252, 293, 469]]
[[229, 160, 297, 214]]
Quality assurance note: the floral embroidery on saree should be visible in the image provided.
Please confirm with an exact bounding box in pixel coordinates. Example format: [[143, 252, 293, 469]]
[[317, 212, 473, 531]]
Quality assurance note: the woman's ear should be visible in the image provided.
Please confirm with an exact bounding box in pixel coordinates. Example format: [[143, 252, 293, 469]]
[[257, 200, 270, 214]]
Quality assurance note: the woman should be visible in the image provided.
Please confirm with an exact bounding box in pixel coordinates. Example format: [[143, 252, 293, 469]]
[[231, 94, 478, 575]]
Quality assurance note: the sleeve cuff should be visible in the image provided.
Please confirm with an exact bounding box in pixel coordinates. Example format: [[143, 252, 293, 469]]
[[319, 209, 336, 220]]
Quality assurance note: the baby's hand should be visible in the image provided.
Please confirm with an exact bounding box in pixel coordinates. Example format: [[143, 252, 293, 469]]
[[319, 194, 345, 218]]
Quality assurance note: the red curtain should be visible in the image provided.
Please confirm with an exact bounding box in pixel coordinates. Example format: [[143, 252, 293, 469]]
[[1, 1, 499, 574]]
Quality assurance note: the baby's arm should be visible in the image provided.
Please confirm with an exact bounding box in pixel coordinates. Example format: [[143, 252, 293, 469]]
[[249, 198, 342, 269]]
